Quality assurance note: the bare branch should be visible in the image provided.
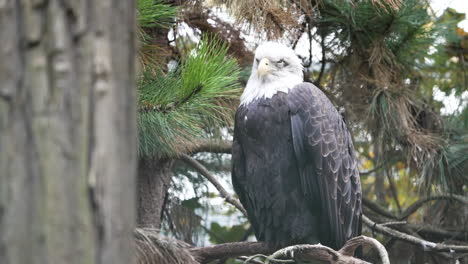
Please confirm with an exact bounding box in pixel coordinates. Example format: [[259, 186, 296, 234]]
[[180, 154, 248, 216], [190, 242, 272, 263], [362, 197, 399, 219], [339, 236, 390, 264], [379, 221, 407, 226], [386, 171, 402, 213], [190, 139, 232, 154], [366, 211, 468, 245], [399, 194, 468, 220], [362, 215, 468, 253], [270, 235, 389, 264], [190, 235, 388, 264]]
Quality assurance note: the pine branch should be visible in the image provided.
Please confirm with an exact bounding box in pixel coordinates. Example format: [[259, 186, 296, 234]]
[[139, 84, 203, 113], [137, 38, 240, 158]]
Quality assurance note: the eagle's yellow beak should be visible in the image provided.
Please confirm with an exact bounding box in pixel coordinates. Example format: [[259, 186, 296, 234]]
[[257, 58, 270, 78]]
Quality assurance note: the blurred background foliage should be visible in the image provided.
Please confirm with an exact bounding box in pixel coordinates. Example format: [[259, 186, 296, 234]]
[[136, 0, 467, 263]]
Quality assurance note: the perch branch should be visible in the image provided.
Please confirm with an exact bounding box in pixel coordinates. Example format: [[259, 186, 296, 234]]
[[339, 236, 389, 264], [269, 235, 388, 264], [191, 235, 388, 264], [363, 215, 468, 253], [180, 154, 247, 216]]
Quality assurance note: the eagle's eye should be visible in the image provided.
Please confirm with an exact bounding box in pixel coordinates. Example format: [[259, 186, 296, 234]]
[[277, 59, 288, 67]]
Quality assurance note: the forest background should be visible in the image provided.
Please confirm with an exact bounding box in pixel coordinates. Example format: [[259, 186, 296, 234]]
[[135, 0, 467, 263]]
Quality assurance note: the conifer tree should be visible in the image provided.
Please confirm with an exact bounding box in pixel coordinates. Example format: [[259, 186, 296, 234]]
[[136, 0, 240, 227]]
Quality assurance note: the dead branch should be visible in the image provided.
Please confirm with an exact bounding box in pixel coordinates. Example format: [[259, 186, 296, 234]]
[[269, 235, 388, 264], [339, 236, 389, 263], [399, 194, 468, 220], [365, 209, 468, 243], [190, 139, 232, 154], [190, 242, 272, 263], [363, 215, 468, 253], [180, 154, 247, 216], [362, 197, 399, 219], [190, 235, 388, 264]]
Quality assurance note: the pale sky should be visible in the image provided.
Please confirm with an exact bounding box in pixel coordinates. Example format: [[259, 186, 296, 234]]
[[431, 0, 468, 30]]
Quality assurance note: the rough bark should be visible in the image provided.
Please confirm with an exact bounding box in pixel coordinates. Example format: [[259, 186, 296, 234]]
[[137, 158, 174, 228], [0, 1, 136, 264]]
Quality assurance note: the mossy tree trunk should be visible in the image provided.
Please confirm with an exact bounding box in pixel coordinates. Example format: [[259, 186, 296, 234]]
[[0, 1, 136, 264]]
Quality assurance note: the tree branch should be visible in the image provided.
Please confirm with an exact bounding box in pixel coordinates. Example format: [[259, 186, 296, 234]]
[[362, 215, 468, 253], [180, 154, 247, 216], [190, 242, 272, 263], [362, 197, 398, 219], [269, 235, 388, 264], [190, 139, 232, 154], [365, 209, 468, 245], [399, 194, 468, 220], [339, 236, 390, 264], [190, 235, 388, 264]]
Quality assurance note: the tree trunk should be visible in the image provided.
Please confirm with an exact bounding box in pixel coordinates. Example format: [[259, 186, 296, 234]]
[[0, 1, 136, 264], [137, 158, 174, 228]]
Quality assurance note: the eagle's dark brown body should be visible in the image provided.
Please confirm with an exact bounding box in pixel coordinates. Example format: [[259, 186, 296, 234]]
[[232, 83, 362, 249]]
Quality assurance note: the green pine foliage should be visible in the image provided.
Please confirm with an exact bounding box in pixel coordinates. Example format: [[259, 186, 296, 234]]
[[318, 0, 434, 72], [138, 38, 240, 158], [420, 8, 467, 96], [137, 0, 178, 71], [137, 0, 177, 29]]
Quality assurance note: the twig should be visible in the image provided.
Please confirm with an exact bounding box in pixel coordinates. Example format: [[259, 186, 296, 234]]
[[380, 221, 407, 226], [359, 163, 385, 175], [180, 154, 248, 216], [363, 215, 468, 253], [385, 170, 402, 213]]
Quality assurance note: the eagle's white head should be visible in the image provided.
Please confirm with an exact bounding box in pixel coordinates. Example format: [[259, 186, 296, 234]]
[[240, 42, 303, 106]]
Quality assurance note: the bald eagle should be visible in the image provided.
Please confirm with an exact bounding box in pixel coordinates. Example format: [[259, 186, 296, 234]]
[[232, 42, 362, 250]]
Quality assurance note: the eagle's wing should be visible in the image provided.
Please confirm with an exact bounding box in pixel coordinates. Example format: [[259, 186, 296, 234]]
[[231, 109, 260, 235], [287, 82, 362, 250]]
